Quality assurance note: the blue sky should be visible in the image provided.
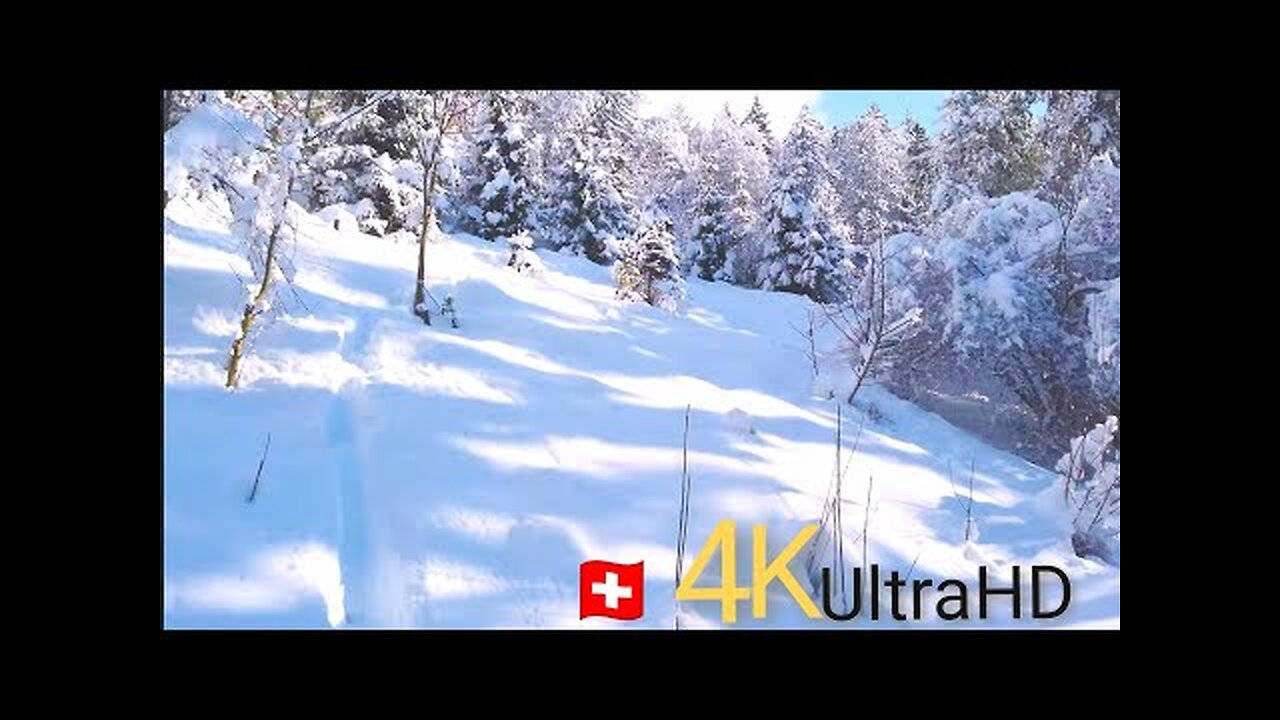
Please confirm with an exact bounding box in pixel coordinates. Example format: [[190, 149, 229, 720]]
[[814, 91, 949, 132], [641, 91, 949, 135], [641, 91, 1044, 136]]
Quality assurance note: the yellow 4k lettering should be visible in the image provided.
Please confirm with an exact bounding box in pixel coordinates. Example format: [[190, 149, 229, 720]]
[[675, 520, 821, 623]]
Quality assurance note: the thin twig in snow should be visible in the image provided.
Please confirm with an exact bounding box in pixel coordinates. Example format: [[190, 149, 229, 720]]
[[246, 433, 272, 503]]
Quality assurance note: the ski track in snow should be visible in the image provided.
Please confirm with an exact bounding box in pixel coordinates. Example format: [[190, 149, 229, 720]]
[[163, 195, 1119, 630]]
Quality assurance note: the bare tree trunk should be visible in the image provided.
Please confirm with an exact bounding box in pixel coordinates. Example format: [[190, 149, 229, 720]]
[[227, 176, 292, 388], [807, 311, 819, 379], [413, 149, 441, 325], [409, 91, 483, 324], [846, 340, 879, 405]]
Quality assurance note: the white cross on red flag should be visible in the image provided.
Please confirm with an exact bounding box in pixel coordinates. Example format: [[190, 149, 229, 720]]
[[579, 560, 644, 621]]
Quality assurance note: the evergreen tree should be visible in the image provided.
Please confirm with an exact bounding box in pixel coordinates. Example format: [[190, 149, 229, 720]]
[[723, 157, 763, 284], [688, 185, 735, 281], [547, 132, 634, 264], [302, 91, 435, 236], [590, 90, 641, 203], [539, 91, 640, 262], [830, 105, 909, 246], [461, 91, 533, 240], [756, 108, 850, 303], [527, 90, 598, 239], [742, 95, 775, 155], [902, 117, 936, 230], [634, 114, 697, 253], [688, 108, 767, 282], [615, 218, 683, 308], [933, 91, 1042, 209], [547, 134, 594, 256]]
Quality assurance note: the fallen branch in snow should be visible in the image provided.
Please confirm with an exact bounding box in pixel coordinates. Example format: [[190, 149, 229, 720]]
[[246, 433, 272, 503]]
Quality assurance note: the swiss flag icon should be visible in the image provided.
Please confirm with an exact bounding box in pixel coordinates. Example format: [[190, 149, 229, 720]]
[[579, 560, 644, 621]]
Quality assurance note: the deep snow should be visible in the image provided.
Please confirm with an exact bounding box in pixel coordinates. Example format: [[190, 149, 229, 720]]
[[163, 121, 1119, 629]]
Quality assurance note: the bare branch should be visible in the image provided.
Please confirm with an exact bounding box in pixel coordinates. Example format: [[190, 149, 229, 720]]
[[246, 433, 272, 503]]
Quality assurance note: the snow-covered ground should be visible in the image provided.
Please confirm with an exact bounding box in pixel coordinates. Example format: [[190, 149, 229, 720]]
[[163, 179, 1120, 630]]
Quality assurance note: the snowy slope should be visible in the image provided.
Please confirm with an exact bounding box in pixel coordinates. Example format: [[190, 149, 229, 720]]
[[163, 144, 1119, 630]]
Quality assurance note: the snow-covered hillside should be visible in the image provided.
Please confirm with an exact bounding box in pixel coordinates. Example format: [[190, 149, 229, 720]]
[[163, 190, 1120, 629]]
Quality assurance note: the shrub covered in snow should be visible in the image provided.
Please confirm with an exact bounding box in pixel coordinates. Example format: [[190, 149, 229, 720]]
[[305, 145, 424, 236], [1056, 416, 1120, 563], [615, 219, 683, 309], [507, 231, 542, 275], [887, 192, 1112, 462], [164, 98, 266, 206]]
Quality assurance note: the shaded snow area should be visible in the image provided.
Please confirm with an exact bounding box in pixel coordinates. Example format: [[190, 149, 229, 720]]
[[164, 123, 1118, 630]]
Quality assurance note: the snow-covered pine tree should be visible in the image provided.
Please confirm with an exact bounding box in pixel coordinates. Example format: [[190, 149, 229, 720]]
[[460, 90, 533, 240], [302, 91, 428, 237], [590, 90, 641, 203], [546, 133, 593, 255], [756, 107, 850, 303], [932, 91, 1042, 216], [615, 217, 683, 308], [742, 95, 776, 156], [526, 90, 598, 237], [686, 108, 767, 282], [830, 105, 909, 246], [935, 192, 1099, 459], [723, 161, 764, 284], [901, 116, 936, 231], [545, 99, 638, 264], [688, 183, 735, 281], [633, 113, 697, 256], [722, 112, 770, 284]]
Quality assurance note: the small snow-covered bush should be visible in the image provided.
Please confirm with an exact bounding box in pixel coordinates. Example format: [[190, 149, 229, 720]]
[[304, 145, 424, 236], [615, 220, 683, 309], [1056, 415, 1120, 563], [507, 231, 542, 275]]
